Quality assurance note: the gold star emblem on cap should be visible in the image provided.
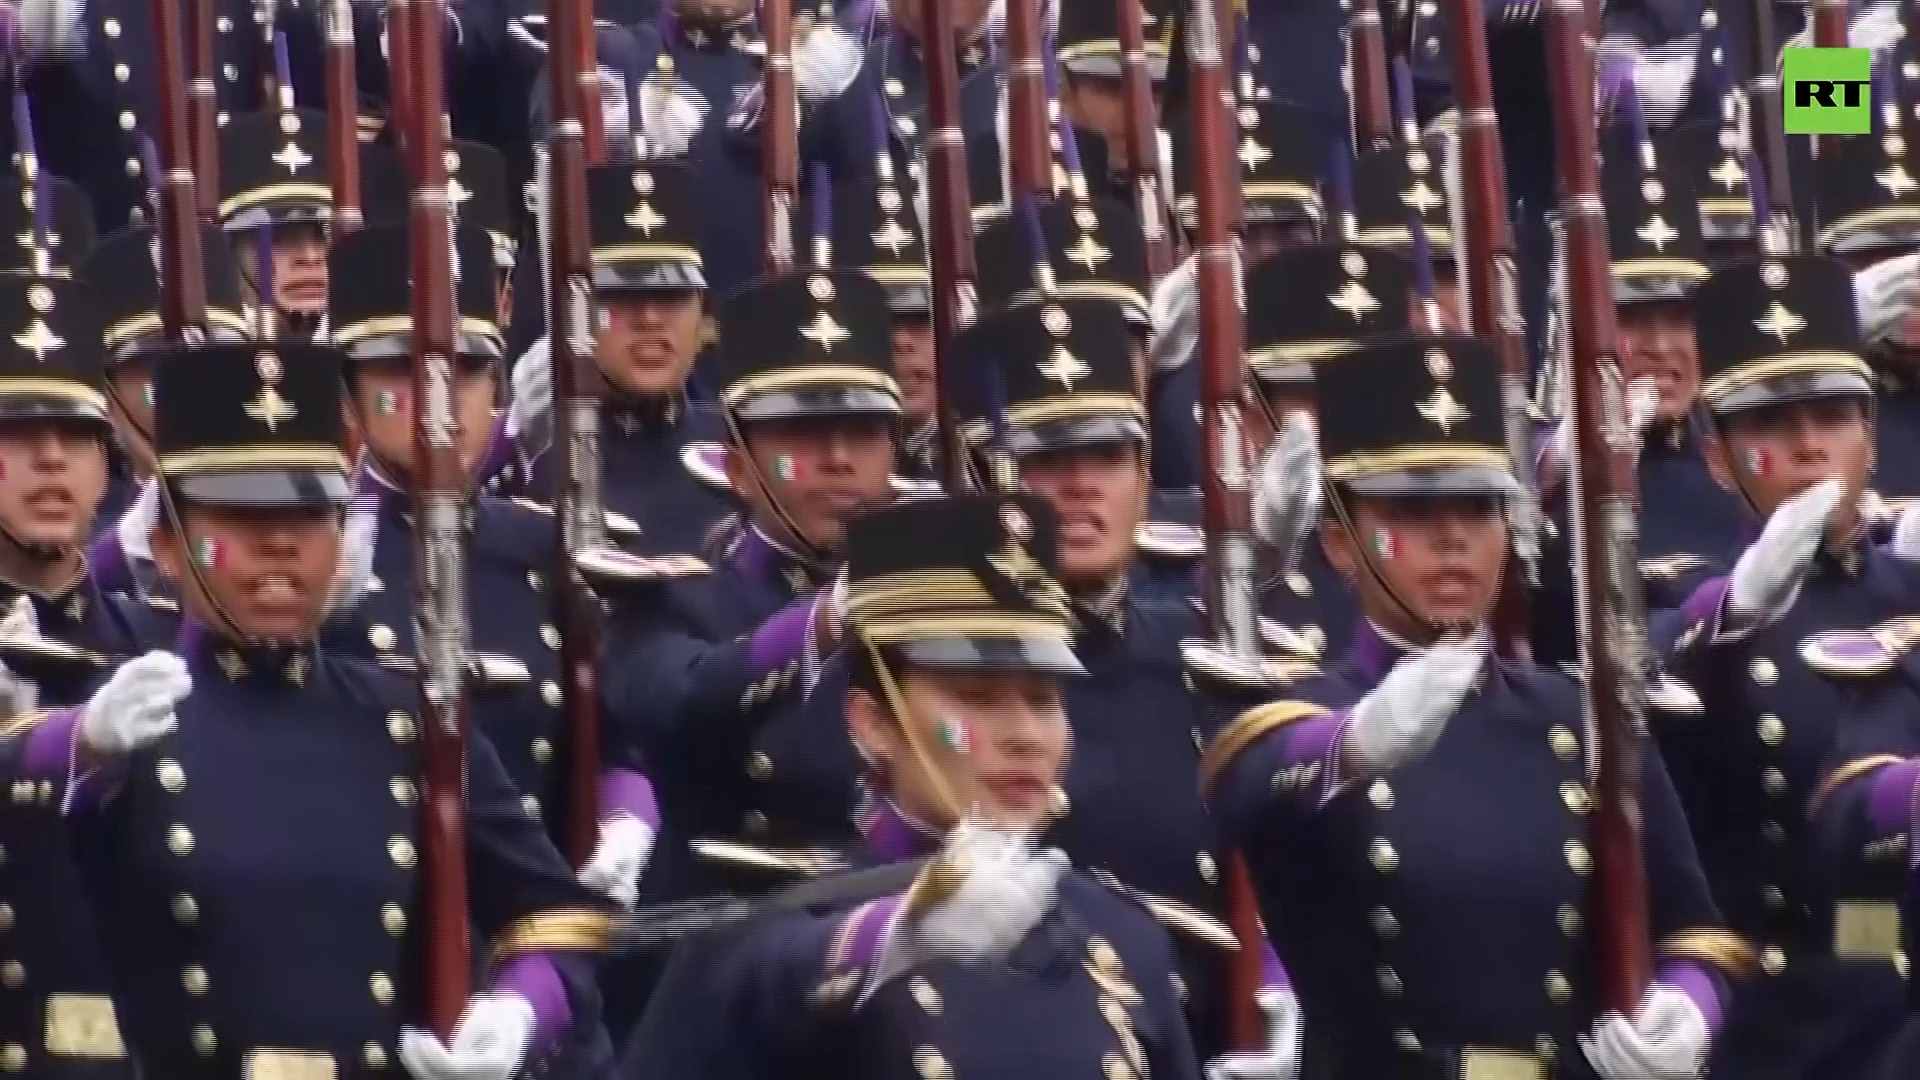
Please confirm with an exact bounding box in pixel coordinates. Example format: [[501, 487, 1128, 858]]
[[271, 141, 313, 175], [1636, 214, 1679, 252], [243, 385, 297, 431], [13, 228, 57, 253], [1327, 280, 1380, 321], [12, 319, 63, 361], [1877, 164, 1917, 198], [1037, 345, 1092, 391], [1066, 233, 1111, 272], [1401, 181, 1442, 213], [1753, 302, 1806, 343], [799, 310, 851, 350], [871, 218, 914, 255], [1416, 387, 1469, 433], [1237, 137, 1272, 172], [1709, 156, 1746, 192], [626, 200, 666, 234]]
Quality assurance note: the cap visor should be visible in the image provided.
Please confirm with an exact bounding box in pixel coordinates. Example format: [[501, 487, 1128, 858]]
[[171, 467, 353, 508], [0, 396, 110, 426], [593, 262, 706, 292], [731, 386, 902, 422], [1342, 465, 1519, 498], [895, 634, 1086, 676], [1714, 371, 1875, 412], [1006, 414, 1147, 455], [225, 203, 331, 232], [1613, 276, 1698, 305], [887, 286, 934, 316], [345, 333, 498, 368]]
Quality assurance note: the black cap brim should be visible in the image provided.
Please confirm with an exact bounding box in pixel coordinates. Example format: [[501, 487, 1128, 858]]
[[224, 203, 331, 233], [344, 332, 503, 366], [1342, 465, 1519, 498], [1614, 276, 1699, 305], [0, 396, 111, 427], [886, 285, 934, 316], [1007, 414, 1147, 455], [593, 262, 706, 293], [1713, 370, 1876, 412], [895, 634, 1086, 675], [171, 467, 353, 508], [1826, 224, 1920, 256], [731, 386, 902, 422]]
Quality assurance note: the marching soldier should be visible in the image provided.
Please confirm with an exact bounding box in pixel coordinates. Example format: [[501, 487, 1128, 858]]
[[1649, 253, 1920, 1080], [1660, 119, 1756, 270], [1046, 0, 1173, 207], [492, 158, 737, 555], [81, 222, 253, 603], [358, 137, 519, 323], [1352, 141, 1464, 334], [1197, 333, 1751, 1080], [625, 493, 1204, 1080], [215, 107, 333, 342], [0, 340, 616, 1079]]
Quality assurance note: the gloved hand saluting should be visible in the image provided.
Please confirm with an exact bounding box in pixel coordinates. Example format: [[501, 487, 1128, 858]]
[[1726, 478, 1845, 631], [80, 652, 190, 757], [1581, 984, 1711, 1080], [1343, 641, 1486, 774], [1205, 987, 1303, 1080], [1252, 413, 1322, 575], [399, 993, 536, 1080]]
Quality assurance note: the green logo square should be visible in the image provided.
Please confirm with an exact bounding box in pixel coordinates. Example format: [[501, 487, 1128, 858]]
[[1784, 47, 1872, 135]]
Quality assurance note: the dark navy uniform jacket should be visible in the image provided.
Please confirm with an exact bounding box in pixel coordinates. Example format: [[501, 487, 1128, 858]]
[[487, 399, 739, 557], [1657, 537, 1920, 1080], [1204, 623, 1740, 1080], [0, 573, 148, 1079], [1871, 373, 1920, 507], [3, 620, 615, 1080], [620, 817, 1204, 1080]]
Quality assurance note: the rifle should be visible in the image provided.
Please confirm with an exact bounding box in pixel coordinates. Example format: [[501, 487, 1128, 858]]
[[1347, 0, 1394, 151], [147, 0, 213, 337], [1542, 0, 1652, 1011], [762, 0, 798, 271], [1744, 0, 1800, 251], [917, 0, 980, 493], [1115, 0, 1172, 277], [188, 0, 219, 221], [327, 0, 364, 235], [544, 0, 610, 870], [397, 0, 474, 1037], [1436, 0, 1537, 660]]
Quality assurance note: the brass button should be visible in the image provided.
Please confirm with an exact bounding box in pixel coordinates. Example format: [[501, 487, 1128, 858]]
[[541, 681, 562, 707], [382, 903, 407, 935], [0, 1045, 22, 1071], [1369, 839, 1398, 872], [1370, 906, 1399, 938], [119, 110, 136, 131], [182, 966, 207, 995], [390, 838, 416, 868], [1566, 841, 1591, 875], [216, 16, 232, 31], [1550, 725, 1579, 761], [370, 625, 396, 651], [1758, 714, 1785, 746], [387, 711, 416, 742], [0, 905, 12, 931], [1287, 571, 1312, 597], [1762, 946, 1786, 974], [103, 18, 121, 37], [541, 625, 561, 650], [365, 1043, 388, 1069], [913, 1047, 951, 1080], [157, 759, 186, 792], [1763, 768, 1788, 797], [371, 972, 394, 1004], [391, 779, 417, 806], [1763, 820, 1787, 845], [1537, 1036, 1558, 1060], [527, 571, 543, 591], [1763, 885, 1785, 911], [1369, 780, 1394, 809], [1, 962, 21, 987], [1750, 658, 1778, 685], [114, 63, 129, 82], [172, 894, 198, 924], [1562, 782, 1590, 813], [1394, 1029, 1421, 1051], [1558, 903, 1582, 936], [1545, 970, 1571, 1003], [1196, 852, 1218, 883], [743, 811, 768, 836], [221, 62, 237, 81], [192, 1026, 216, 1056], [747, 752, 772, 779], [168, 826, 194, 856], [521, 795, 542, 820], [909, 977, 942, 1014], [531, 738, 553, 764], [1377, 965, 1403, 997]]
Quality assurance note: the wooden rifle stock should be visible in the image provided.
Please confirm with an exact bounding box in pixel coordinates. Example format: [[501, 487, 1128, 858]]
[[918, 0, 979, 493], [188, 0, 219, 221], [1440, 0, 1537, 660], [762, 0, 798, 271], [1115, 0, 1172, 278], [1003, 0, 1048, 200], [148, 0, 212, 337], [327, 0, 363, 234], [1542, 0, 1652, 1013], [1744, 0, 1799, 251], [1347, 0, 1394, 150], [397, 0, 473, 1038]]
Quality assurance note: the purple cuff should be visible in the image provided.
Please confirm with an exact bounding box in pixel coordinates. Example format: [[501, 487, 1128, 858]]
[[1867, 760, 1920, 841], [597, 768, 659, 829], [1655, 960, 1725, 1036], [23, 708, 81, 776], [1277, 715, 1344, 770], [748, 598, 813, 674], [1258, 939, 1291, 992], [835, 896, 904, 971], [1678, 576, 1731, 633], [492, 954, 572, 1050]]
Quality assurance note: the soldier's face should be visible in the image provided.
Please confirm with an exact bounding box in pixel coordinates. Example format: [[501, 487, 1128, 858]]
[[728, 415, 897, 553], [1017, 441, 1148, 591], [348, 360, 500, 485], [596, 291, 704, 397], [1616, 300, 1700, 420], [893, 316, 937, 426], [1430, 272, 1465, 336], [108, 359, 159, 478], [237, 224, 330, 316], [0, 420, 108, 551], [155, 504, 342, 641], [1061, 75, 1133, 145], [1708, 397, 1874, 527], [849, 667, 1069, 833], [1324, 494, 1506, 634]]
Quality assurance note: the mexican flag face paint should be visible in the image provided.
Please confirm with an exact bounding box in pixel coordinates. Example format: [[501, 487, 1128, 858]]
[[774, 454, 799, 482], [935, 715, 971, 755], [377, 389, 408, 416], [1744, 448, 1771, 477], [194, 537, 223, 569], [1373, 528, 1398, 560]]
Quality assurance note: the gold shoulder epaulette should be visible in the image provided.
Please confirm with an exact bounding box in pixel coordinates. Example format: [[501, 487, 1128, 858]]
[[890, 477, 945, 500], [680, 442, 732, 492], [145, 594, 180, 613], [1646, 672, 1704, 716], [1259, 618, 1325, 659], [508, 497, 641, 538], [690, 838, 848, 879], [1639, 554, 1709, 582], [1134, 521, 1204, 560], [1090, 870, 1239, 951], [1181, 641, 1321, 690], [1801, 616, 1920, 677]]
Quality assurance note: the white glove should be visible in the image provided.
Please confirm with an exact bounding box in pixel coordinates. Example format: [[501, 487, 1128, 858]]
[[1891, 503, 1920, 561], [637, 82, 708, 159], [326, 509, 379, 618], [1629, 44, 1698, 129], [1205, 987, 1303, 1080], [1345, 642, 1485, 773], [597, 66, 634, 149], [0, 598, 40, 720], [506, 337, 554, 460], [1252, 413, 1322, 574], [1854, 251, 1920, 347], [116, 480, 161, 564], [17, 0, 89, 58], [1149, 242, 1246, 376], [576, 814, 655, 909], [793, 24, 862, 103], [1727, 478, 1845, 627], [1852, 2, 1907, 52], [80, 652, 190, 756], [398, 993, 536, 1080], [1580, 984, 1711, 1080]]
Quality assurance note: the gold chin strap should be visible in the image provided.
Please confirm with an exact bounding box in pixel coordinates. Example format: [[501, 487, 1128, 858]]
[[1326, 482, 1485, 642], [862, 632, 967, 827]]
